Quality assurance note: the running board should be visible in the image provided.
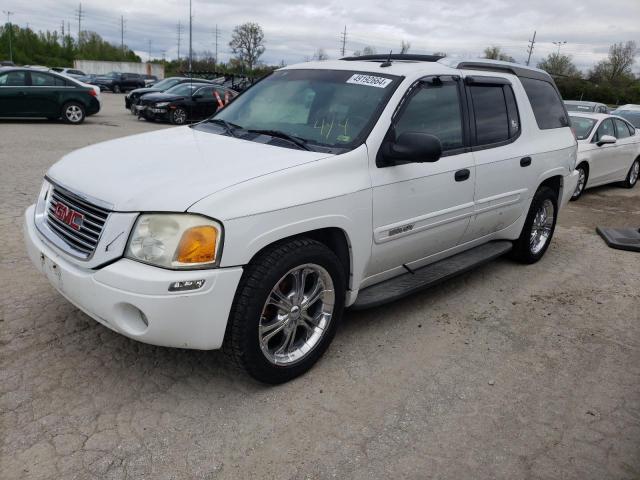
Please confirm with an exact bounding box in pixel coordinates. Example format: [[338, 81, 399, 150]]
[[352, 241, 513, 310]]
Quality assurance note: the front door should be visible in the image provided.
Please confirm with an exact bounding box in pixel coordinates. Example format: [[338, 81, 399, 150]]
[[589, 118, 619, 185], [368, 76, 475, 277], [0, 70, 29, 115]]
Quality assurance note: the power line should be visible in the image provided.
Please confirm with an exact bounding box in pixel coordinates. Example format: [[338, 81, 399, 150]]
[[526, 30, 536, 66], [340, 25, 347, 57], [3, 10, 14, 62]]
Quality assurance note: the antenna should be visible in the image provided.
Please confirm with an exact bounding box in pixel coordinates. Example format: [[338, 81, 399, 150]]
[[380, 50, 393, 68]]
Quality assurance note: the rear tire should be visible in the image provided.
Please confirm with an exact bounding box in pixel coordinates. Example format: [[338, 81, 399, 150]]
[[621, 159, 639, 189], [511, 186, 558, 264], [61, 102, 85, 124], [571, 163, 588, 201], [223, 238, 346, 384]]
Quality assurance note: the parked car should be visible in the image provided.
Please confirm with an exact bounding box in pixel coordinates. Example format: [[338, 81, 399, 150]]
[[125, 77, 218, 112], [0, 67, 100, 123], [611, 109, 640, 128], [142, 74, 158, 87], [615, 104, 640, 112], [51, 67, 87, 79], [24, 56, 578, 383], [137, 83, 238, 124], [564, 100, 609, 114], [1, 60, 14, 66], [93, 72, 145, 93], [569, 112, 640, 199]]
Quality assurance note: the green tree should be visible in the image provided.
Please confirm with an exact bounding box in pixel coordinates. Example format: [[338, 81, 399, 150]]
[[537, 53, 581, 78], [483, 46, 515, 63], [589, 41, 638, 84]]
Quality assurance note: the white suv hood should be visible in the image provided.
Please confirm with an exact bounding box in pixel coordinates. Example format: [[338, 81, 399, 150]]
[[47, 126, 331, 212]]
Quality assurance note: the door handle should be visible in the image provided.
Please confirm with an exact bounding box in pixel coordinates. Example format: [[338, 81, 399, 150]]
[[17, 91, 26, 96], [520, 156, 532, 167], [454, 169, 471, 182]]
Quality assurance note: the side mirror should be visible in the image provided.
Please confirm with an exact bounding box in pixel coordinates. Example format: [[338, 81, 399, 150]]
[[597, 135, 616, 146], [383, 132, 442, 164]]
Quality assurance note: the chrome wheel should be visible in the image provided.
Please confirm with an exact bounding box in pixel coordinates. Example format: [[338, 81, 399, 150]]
[[573, 167, 586, 198], [259, 264, 335, 366], [172, 108, 187, 124], [530, 199, 555, 255], [630, 161, 639, 185], [65, 105, 83, 123]]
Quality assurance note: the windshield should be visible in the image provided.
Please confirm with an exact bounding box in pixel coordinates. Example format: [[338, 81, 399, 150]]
[[570, 116, 598, 140], [613, 110, 640, 128], [165, 83, 206, 96], [153, 78, 181, 90], [211, 69, 401, 150], [565, 103, 594, 112]]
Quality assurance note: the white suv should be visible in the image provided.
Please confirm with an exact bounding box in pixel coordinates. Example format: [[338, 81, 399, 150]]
[[24, 55, 578, 383]]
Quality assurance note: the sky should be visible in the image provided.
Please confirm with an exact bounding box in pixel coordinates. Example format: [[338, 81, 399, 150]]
[[4, 0, 640, 73]]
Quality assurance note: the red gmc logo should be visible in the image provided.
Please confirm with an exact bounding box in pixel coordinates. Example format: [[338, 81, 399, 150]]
[[53, 202, 84, 231]]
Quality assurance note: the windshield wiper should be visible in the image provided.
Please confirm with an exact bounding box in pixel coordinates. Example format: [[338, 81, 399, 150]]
[[246, 129, 312, 151], [207, 118, 241, 138]]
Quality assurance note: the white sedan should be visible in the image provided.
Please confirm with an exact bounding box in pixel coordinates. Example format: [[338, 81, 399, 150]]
[[569, 113, 640, 200]]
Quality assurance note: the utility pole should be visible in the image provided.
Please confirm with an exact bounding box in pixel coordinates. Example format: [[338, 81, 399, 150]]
[[177, 21, 183, 60], [120, 15, 125, 53], [148, 39, 152, 62], [214, 24, 220, 67], [75, 3, 84, 45], [553, 41, 567, 55], [526, 30, 536, 66], [3, 11, 14, 63], [188, 0, 193, 73], [61, 20, 65, 37], [340, 25, 347, 57]]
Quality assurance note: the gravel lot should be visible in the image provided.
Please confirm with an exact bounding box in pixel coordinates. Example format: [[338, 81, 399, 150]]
[[1, 93, 639, 480]]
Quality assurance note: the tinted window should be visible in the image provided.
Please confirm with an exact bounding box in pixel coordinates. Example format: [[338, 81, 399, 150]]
[[593, 119, 615, 142], [520, 77, 569, 129], [394, 82, 463, 151], [569, 116, 597, 140], [470, 85, 512, 145], [31, 72, 66, 86], [0, 71, 27, 86], [614, 118, 631, 139]]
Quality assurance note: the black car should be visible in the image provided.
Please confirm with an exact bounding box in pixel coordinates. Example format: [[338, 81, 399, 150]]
[[93, 72, 145, 93], [125, 77, 218, 112], [137, 82, 237, 125], [0, 68, 100, 124]]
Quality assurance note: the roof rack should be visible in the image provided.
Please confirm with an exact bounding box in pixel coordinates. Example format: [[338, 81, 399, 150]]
[[341, 54, 445, 62], [455, 61, 552, 83]]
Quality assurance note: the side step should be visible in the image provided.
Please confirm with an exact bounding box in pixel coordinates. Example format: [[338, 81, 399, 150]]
[[352, 241, 513, 310]]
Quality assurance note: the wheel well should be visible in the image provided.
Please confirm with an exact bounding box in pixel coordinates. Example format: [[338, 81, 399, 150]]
[[249, 228, 352, 287], [576, 161, 590, 176], [539, 175, 562, 199]]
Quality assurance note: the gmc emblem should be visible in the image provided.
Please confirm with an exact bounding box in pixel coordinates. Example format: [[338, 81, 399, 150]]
[[53, 202, 84, 231]]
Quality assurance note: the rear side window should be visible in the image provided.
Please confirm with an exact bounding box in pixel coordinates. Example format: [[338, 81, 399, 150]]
[[520, 77, 569, 129], [469, 84, 520, 145], [31, 72, 67, 86], [394, 81, 464, 152], [614, 118, 631, 139]]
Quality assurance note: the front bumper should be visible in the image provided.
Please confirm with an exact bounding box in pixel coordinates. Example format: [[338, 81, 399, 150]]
[[561, 170, 580, 207], [136, 105, 170, 122], [24, 205, 243, 350]]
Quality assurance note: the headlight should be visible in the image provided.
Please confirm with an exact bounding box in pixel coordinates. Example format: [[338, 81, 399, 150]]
[[154, 102, 170, 108], [125, 214, 223, 269]]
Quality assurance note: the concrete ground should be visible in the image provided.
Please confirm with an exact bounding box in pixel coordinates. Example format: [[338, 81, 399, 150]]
[[1, 94, 639, 480]]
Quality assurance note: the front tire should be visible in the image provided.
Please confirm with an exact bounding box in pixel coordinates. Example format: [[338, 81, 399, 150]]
[[511, 186, 558, 264], [622, 159, 639, 189], [113, 85, 121, 93], [170, 107, 187, 125], [571, 164, 588, 201], [223, 238, 346, 384], [61, 102, 86, 124]]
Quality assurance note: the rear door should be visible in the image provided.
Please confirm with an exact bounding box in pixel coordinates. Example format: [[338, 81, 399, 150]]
[[28, 71, 67, 116], [613, 118, 638, 179], [0, 70, 29, 115], [461, 75, 530, 241]]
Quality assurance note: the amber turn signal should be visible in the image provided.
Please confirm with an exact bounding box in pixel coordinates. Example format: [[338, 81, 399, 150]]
[[175, 226, 218, 264]]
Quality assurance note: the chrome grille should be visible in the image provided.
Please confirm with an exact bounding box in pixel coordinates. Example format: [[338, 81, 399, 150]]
[[45, 186, 110, 257]]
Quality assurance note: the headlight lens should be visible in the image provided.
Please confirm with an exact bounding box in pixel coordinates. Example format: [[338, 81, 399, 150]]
[[154, 102, 170, 108], [125, 214, 222, 269]]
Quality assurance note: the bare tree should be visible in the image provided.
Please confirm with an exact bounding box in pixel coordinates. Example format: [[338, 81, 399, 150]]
[[433, 51, 447, 58], [313, 48, 328, 61], [483, 46, 515, 63], [229, 22, 265, 71], [400, 40, 410, 54], [537, 53, 581, 78], [589, 41, 638, 83], [362, 46, 376, 56]]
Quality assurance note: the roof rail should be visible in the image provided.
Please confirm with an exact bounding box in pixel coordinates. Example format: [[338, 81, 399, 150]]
[[341, 54, 445, 62], [455, 60, 552, 83]]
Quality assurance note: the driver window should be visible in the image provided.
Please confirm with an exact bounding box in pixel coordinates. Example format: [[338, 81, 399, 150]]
[[593, 119, 614, 142], [394, 82, 464, 152]]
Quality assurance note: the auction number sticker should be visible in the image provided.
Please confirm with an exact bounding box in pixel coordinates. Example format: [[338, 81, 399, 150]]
[[346, 74, 392, 88]]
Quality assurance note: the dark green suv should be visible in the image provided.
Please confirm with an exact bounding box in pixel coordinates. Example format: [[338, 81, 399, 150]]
[[0, 68, 101, 124]]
